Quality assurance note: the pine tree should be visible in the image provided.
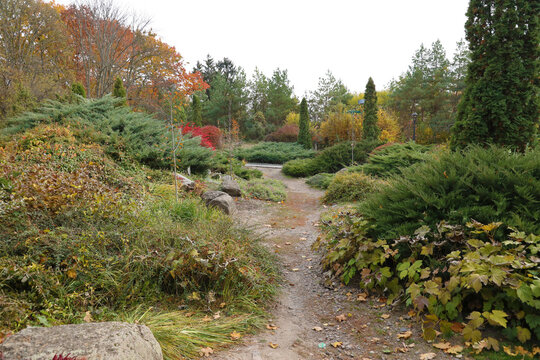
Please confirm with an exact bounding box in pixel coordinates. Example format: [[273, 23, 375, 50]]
[[362, 77, 380, 140], [451, 0, 538, 151], [297, 98, 312, 149], [112, 77, 127, 105], [191, 94, 202, 126], [71, 82, 86, 98]]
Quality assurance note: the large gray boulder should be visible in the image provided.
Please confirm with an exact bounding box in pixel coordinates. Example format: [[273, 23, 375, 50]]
[[201, 190, 236, 215], [0, 322, 163, 360], [220, 175, 242, 197]]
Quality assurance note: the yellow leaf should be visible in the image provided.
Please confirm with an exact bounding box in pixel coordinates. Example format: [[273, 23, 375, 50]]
[[381, 314, 390, 319], [503, 346, 517, 356], [230, 331, 241, 340], [419, 352, 437, 360], [331, 341, 343, 348], [446, 345, 463, 354], [357, 292, 368, 302], [313, 326, 323, 331], [335, 314, 347, 322], [67, 269, 77, 279], [433, 342, 451, 350], [266, 324, 278, 330], [268, 343, 279, 349]]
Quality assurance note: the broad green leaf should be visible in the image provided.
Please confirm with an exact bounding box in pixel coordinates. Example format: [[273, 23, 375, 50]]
[[423, 327, 437, 341], [517, 284, 533, 304], [482, 310, 508, 328], [424, 280, 440, 296], [462, 326, 482, 343], [516, 326, 531, 343], [446, 276, 460, 292]]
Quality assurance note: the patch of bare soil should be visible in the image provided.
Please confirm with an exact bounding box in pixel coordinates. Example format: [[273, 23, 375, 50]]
[[211, 168, 455, 360]]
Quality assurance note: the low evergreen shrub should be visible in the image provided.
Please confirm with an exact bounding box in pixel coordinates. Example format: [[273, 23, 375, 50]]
[[235, 142, 315, 164], [322, 172, 380, 204], [282, 140, 381, 177], [240, 178, 287, 202], [360, 145, 540, 239], [349, 142, 433, 178], [306, 173, 334, 190]]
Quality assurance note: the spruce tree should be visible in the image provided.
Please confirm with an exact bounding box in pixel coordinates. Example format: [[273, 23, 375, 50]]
[[71, 82, 86, 98], [112, 77, 127, 105], [298, 98, 312, 149], [451, 0, 538, 151], [362, 77, 380, 140], [191, 94, 202, 126]]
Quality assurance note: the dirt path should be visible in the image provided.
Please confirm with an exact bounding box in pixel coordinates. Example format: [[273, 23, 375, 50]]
[[211, 169, 453, 360]]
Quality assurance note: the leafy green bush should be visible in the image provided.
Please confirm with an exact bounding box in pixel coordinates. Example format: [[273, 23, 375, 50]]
[[322, 172, 381, 204], [282, 140, 381, 177], [235, 142, 315, 164], [349, 142, 433, 178], [316, 212, 540, 346], [239, 178, 287, 202], [360, 146, 540, 238], [306, 173, 335, 190]]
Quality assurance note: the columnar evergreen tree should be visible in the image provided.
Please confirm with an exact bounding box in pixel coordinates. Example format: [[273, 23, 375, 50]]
[[362, 77, 380, 140], [112, 77, 127, 105], [451, 0, 538, 151], [298, 98, 312, 149], [191, 94, 202, 126], [71, 82, 86, 98]]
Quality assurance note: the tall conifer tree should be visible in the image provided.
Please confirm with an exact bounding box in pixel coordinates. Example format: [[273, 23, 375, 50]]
[[298, 98, 312, 149], [451, 0, 538, 151], [191, 94, 202, 126], [362, 77, 380, 140]]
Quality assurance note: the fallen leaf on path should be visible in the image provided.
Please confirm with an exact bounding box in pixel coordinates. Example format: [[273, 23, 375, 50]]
[[371, 337, 380, 343], [335, 314, 347, 322], [268, 343, 279, 349], [291, 268, 300, 272], [300, 237, 307, 241], [199, 347, 214, 357], [419, 353, 437, 360], [445, 345, 463, 354], [213, 311, 221, 320], [381, 314, 390, 319], [331, 341, 343, 348], [274, 245, 281, 248], [313, 326, 323, 331], [357, 292, 368, 301], [397, 330, 412, 339], [408, 310, 416, 317], [395, 347, 409, 353], [433, 342, 451, 350], [230, 331, 241, 340], [202, 315, 212, 322], [266, 324, 278, 330], [285, 242, 292, 245], [219, 302, 226, 308], [83, 311, 93, 323]]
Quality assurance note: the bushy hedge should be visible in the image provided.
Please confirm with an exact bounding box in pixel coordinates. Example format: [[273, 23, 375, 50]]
[[264, 124, 299, 142], [235, 142, 315, 164], [349, 142, 433, 178], [211, 152, 262, 180], [282, 140, 381, 177], [360, 146, 540, 239], [317, 213, 540, 346], [322, 172, 381, 204]]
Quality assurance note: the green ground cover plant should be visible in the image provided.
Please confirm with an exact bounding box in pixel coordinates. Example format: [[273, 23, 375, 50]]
[[316, 211, 539, 351], [349, 142, 433, 178], [234, 142, 315, 164], [322, 172, 381, 204], [239, 178, 287, 202], [282, 140, 381, 177]]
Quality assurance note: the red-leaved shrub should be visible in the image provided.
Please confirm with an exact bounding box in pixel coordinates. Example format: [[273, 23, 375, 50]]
[[201, 125, 223, 149], [264, 124, 299, 142], [179, 123, 216, 150]]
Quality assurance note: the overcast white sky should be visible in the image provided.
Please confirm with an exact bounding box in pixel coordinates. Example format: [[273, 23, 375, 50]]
[[56, 0, 470, 96]]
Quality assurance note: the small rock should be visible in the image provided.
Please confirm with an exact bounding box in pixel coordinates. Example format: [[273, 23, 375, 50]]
[[221, 175, 242, 197]]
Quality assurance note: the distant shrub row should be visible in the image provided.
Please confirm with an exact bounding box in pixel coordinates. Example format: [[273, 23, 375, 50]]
[[235, 142, 315, 164]]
